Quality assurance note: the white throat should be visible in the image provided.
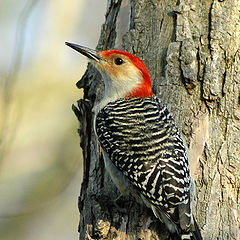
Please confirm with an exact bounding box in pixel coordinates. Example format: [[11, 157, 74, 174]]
[[93, 68, 142, 114]]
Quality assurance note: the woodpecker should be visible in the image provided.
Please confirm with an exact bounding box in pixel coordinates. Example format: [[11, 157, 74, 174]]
[[66, 42, 202, 240]]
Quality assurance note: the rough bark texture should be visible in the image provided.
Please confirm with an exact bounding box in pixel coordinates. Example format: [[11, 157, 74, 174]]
[[73, 0, 240, 239]]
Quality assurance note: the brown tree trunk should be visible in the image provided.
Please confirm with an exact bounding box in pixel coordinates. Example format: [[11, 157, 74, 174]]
[[73, 0, 240, 239]]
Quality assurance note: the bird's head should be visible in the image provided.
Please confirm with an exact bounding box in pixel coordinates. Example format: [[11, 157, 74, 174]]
[[66, 42, 153, 103]]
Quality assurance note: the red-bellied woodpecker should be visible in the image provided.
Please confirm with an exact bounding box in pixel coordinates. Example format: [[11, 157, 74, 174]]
[[66, 42, 202, 240]]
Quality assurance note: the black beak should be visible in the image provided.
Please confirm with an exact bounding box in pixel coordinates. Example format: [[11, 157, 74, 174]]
[[65, 42, 102, 62]]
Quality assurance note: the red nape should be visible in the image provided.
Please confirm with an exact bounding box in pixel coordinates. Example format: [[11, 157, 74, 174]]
[[102, 49, 153, 98]]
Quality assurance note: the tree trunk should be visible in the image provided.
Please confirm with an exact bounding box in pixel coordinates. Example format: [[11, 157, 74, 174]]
[[73, 0, 240, 239]]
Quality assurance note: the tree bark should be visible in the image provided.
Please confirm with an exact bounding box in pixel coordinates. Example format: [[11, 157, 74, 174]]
[[73, 0, 240, 239]]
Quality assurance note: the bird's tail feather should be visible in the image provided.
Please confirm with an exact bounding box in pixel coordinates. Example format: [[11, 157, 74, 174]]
[[191, 217, 202, 240]]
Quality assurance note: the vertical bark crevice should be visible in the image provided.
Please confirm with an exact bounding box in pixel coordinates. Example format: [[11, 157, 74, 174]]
[[207, 1, 214, 54]]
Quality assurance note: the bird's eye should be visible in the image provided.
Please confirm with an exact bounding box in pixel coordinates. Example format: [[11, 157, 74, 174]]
[[114, 57, 124, 65]]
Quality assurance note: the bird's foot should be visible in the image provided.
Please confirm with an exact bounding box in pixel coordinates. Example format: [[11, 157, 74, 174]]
[[111, 194, 130, 214]]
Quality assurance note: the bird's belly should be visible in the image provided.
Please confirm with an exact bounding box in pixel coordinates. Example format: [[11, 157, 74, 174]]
[[102, 150, 144, 205]]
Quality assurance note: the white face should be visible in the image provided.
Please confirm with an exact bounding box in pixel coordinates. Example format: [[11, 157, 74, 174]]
[[93, 53, 143, 101]]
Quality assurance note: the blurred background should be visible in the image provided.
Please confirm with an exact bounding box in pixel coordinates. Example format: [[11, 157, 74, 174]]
[[0, 0, 106, 239]]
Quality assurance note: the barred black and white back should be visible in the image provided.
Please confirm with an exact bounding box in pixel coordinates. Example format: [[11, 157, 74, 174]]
[[95, 96, 201, 240]]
